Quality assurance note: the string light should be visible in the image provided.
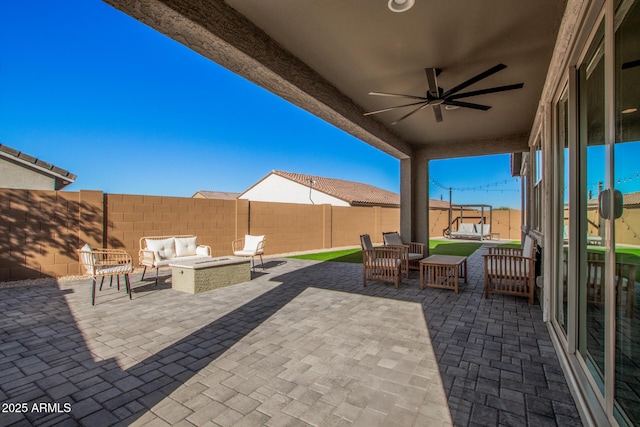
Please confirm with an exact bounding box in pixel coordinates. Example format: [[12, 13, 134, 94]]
[[429, 176, 520, 193]]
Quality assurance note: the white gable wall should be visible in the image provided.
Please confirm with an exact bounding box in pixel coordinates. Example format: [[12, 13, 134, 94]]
[[239, 174, 350, 206]]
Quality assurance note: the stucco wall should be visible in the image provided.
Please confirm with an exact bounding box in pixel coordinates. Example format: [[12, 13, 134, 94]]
[[0, 158, 56, 190]]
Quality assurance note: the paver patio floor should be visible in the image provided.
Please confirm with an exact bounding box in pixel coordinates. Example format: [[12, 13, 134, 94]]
[[0, 245, 582, 426]]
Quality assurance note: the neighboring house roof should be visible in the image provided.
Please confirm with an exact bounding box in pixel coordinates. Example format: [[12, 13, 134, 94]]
[[260, 170, 401, 208], [0, 143, 77, 190], [430, 199, 452, 210], [192, 190, 240, 200], [623, 191, 640, 207]]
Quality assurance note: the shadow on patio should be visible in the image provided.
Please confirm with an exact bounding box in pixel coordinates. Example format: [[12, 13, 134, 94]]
[[0, 245, 582, 426]]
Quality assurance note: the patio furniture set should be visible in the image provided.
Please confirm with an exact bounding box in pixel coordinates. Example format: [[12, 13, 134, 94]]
[[77, 234, 266, 305], [360, 231, 539, 303]]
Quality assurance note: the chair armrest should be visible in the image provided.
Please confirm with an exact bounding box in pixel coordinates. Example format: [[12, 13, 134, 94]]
[[407, 242, 425, 256], [256, 238, 265, 254], [196, 245, 211, 256], [232, 239, 244, 253], [363, 246, 403, 263], [384, 244, 409, 257], [139, 249, 156, 267]]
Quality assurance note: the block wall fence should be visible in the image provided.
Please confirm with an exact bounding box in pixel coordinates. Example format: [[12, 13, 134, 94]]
[[0, 189, 522, 281]]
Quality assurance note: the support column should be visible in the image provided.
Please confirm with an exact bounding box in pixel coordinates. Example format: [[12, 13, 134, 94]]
[[400, 152, 429, 246]]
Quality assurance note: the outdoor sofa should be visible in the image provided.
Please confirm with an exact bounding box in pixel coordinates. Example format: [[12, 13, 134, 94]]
[[139, 235, 212, 284]]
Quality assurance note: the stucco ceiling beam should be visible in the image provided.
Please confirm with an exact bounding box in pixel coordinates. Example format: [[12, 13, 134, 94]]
[[421, 132, 530, 160]]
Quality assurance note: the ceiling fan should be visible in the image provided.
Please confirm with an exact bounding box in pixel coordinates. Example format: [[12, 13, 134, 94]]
[[364, 63, 524, 124]]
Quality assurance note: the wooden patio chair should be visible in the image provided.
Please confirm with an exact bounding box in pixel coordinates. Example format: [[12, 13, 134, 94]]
[[483, 235, 537, 304], [78, 244, 134, 305], [585, 252, 636, 318], [360, 234, 403, 289], [382, 231, 426, 277]]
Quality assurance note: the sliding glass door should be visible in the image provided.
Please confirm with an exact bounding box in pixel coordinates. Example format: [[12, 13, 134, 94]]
[[577, 20, 607, 393]]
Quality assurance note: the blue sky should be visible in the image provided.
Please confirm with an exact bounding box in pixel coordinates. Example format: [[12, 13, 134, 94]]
[[0, 0, 521, 208]]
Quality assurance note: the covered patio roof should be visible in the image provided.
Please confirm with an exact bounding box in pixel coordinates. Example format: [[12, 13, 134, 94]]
[[103, 0, 568, 161]]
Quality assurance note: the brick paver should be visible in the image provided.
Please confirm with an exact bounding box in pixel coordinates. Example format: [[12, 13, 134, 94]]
[[0, 245, 582, 426]]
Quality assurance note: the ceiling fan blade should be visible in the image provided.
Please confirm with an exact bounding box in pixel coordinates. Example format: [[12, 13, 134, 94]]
[[368, 91, 427, 101], [390, 103, 432, 125], [447, 83, 524, 100], [364, 101, 428, 116], [432, 105, 443, 122], [443, 100, 491, 111], [425, 68, 439, 97], [442, 63, 507, 98]]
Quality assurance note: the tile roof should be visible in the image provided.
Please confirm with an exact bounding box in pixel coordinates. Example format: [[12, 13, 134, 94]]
[[624, 191, 640, 206], [588, 191, 640, 208], [192, 190, 240, 200], [273, 170, 400, 207]]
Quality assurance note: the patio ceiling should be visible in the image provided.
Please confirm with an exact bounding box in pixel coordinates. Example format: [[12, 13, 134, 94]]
[[104, 0, 567, 160]]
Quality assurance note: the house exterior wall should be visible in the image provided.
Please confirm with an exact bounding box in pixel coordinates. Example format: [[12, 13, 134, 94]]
[[0, 157, 57, 190], [239, 174, 350, 206]]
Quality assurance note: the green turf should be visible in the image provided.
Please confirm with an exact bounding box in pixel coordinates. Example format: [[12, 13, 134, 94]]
[[289, 248, 363, 263], [288, 240, 482, 263]]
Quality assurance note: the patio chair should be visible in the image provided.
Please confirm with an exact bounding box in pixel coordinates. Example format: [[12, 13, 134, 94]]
[[77, 243, 134, 306], [360, 234, 403, 289], [232, 235, 266, 271], [382, 231, 426, 277], [483, 235, 537, 304]]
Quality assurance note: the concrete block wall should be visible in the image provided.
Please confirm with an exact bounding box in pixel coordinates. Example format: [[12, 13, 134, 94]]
[[0, 188, 527, 281], [105, 194, 242, 260], [248, 202, 326, 254], [0, 189, 87, 280]]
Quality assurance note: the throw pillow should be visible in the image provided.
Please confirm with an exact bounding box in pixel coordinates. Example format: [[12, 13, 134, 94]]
[[146, 238, 176, 260], [175, 237, 197, 257]]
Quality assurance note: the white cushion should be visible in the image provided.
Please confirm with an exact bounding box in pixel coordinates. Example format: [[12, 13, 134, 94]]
[[243, 235, 264, 254], [478, 225, 490, 235], [196, 245, 210, 256], [175, 237, 197, 257], [408, 252, 423, 261], [79, 243, 96, 274], [522, 236, 534, 259], [146, 238, 176, 262], [486, 260, 530, 276], [458, 223, 476, 234]]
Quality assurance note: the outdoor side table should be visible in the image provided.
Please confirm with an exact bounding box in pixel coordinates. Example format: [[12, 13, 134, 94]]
[[419, 255, 468, 294]]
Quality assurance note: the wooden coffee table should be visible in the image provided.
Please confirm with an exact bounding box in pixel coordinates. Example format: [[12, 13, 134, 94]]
[[419, 255, 468, 293]]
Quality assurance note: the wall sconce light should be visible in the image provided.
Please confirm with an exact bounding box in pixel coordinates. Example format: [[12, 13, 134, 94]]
[[388, 0, 415, 12]]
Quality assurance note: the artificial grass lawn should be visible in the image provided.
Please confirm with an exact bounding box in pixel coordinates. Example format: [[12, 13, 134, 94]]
[[288, 240, 482, 264]]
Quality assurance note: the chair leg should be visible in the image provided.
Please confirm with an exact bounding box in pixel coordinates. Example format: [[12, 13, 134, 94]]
[[92, 278, 97, 306], [117, 275, 120, 291], [155, 268, 159, 286], [259, 254, 265, 270], [99, 276, 105, 291], [125, 274, 132, 299], [141, 266, 147, 280], [109, 276, 113, 288]]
